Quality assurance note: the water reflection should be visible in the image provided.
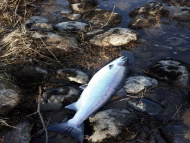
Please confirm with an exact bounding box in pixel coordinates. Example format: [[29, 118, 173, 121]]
[[98, 0, 190, 74]]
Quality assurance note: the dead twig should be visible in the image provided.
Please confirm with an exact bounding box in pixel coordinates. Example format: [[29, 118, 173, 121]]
[[32, 117, 50, 139], [171, 104, 183, 119], [27, 86, 48, 142], [34, 31, 63, 66], [37, 86, 48, 143], [0, 119, 19, 129], [101, 6, 115, 29]]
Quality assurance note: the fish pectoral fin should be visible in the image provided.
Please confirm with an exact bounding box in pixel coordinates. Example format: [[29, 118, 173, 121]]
[[65, 102, 78, 111], [48, 122, 84, 143], [79, 84, 88, 90]]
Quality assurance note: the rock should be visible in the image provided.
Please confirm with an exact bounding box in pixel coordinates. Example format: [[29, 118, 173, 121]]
[[89, 109, 138, 142], [32, 131, 78, 143], [138, 126, 167, 143], [166, 37, 187, 46], [0, 79, 20, 115], [161, 124, 190, 143], [55, 21, 88, 31], [41, 86, 80, 111], [60, 9, 72, 16], [32, 32, 79, 55], [145, 60, 190, 88], [50, 68, 89, 84], [40, 0, 71, 23], [31, 23, 53, 32], [128, 2, 164, 29], [90, 27, 138, 47], [164, 6, 190, 21], [115, 87, 127, 96], [127, 98, 164, 115], [82, 9, 122, 26], [124, 76, 158, 94], [169, 0, 190, 7], [120, 50, 134, 64], [0, 120, 33, 143], [129, 13, 158, 29], [84, 29, 104, 39], [129, 2, 164, 18], [68, 0, 97, 5], [12, 65, 48, 87], [24, 16, 49, 29], [71, 2, 95, 13], [68, 13, 81, 20]]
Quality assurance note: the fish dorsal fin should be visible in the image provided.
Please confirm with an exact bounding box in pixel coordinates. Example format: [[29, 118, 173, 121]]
[[65, 102, 78, 111], [79, 84, 88, 90]]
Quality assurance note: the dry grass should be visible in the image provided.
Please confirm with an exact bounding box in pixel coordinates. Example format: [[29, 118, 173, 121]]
[[0, 0, 136, 78]]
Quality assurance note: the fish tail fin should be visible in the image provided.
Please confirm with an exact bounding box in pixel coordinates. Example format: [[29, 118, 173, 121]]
[[120, 50, 134, 64], [47, 121, 84, 143]]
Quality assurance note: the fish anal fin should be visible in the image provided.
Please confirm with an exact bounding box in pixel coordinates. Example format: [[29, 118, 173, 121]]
[[65, 102, 78, 111]]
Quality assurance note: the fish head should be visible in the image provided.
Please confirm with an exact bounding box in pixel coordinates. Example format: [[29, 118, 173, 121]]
[[108, 56, 128, 68]]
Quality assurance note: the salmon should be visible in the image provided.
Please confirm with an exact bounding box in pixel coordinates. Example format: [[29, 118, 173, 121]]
[[48, 51, 134, 143]]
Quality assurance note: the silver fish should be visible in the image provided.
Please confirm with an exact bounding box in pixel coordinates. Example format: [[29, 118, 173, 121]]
[[48, 51, 134, 143]]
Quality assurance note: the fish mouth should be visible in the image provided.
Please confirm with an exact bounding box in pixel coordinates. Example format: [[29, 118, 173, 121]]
[[116, 56, 128, 66]]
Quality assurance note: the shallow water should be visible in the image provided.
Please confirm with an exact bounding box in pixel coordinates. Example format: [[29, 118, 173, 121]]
[[98, 0, 190, 74]]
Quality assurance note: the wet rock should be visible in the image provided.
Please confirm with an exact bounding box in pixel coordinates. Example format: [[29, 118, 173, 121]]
[[50, 68, 89, 84], [89, 109, 138, 142], [166, 37, 187, 46], [169, 0, 190, 7], [55, 21, 88, 31], [31, 23, 53, 32], [84, 29, 104, 39], [82, 9, 122, 26], [124, 76, 158, 94], [164, 6, 190, 21], [24, 16, 49, 29], [32, 131, 78, 143], [143, 83, 189, 121], [71, 2, 95, 13], [127, 98, 164, 115], [128, 2, 164, 29], [115, 87, 127, 96], [32, 32, 79, 55], [120, 50, 134, 64], [0, 120, 33, 143], [12, 65, 48, 87], [60, 9, 72, 16], [138, 126, 167, 143], [41, 86, 80, 111], [129, 13, 158, 29], [68, 13, 81, 20], [90, 27, 138, 47], [161, 124, 190, 143], [129, 2, 164, 18], [40, 0, 71, 23], [68, 0, 97, 5], [145, 60, 190, 88], [0, 79, 20, 115]]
